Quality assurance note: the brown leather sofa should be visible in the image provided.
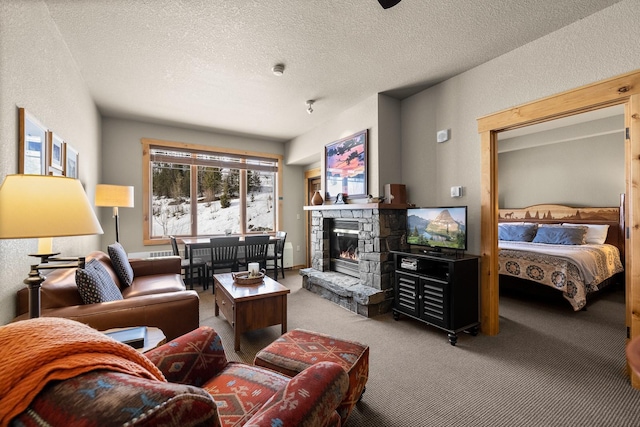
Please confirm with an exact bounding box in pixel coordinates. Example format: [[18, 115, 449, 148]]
[[13, 251, 199, 340]]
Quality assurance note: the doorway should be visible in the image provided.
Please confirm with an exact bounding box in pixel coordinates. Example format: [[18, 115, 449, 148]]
[[477, 69, 640, 386], [305, 168, 321, 267], [496, 107, 625, 310]]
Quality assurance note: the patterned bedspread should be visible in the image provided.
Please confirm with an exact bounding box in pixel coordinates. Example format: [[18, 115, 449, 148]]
[[498, 241, 624, 310]]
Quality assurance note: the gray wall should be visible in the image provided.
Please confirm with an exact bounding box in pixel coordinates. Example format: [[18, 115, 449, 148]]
[[100, 117, 306, 266], [377, 95, 403, 197], [286, 94, 379, 191], [287, 0, 640, 255], [498, 116, 625, 208], [395, 0, 639, 254], [286, 94, 403, 200], [0, 1, 101, 324]]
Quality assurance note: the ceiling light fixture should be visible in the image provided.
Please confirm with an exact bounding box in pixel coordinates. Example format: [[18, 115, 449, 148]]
[[306, 100, 315, 114], [272, 64, 285, 76]]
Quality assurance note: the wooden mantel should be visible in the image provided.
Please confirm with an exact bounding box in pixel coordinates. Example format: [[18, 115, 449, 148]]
[[303, 203, 411, 211]]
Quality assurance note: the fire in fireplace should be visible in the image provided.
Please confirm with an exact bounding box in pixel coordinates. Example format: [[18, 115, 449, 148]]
[[330, 219, 360, 277], [340, 248, 358, 261]]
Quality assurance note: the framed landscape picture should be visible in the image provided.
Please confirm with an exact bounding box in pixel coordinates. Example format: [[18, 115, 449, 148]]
[[65, 143, 79, 178], [47, 131, 65, 176], [19, 108, 48, 175], [325, 129, 367, 200]]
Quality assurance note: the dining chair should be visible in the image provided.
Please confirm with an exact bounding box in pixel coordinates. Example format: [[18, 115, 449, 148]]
[[239, 235, 270, 272], [170, 236, 207, 290], [207, 237, 241, 291], [265, 231, 287, 280]]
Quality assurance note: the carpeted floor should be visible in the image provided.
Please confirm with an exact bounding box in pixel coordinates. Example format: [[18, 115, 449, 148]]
[[198, 271, 640, 427]]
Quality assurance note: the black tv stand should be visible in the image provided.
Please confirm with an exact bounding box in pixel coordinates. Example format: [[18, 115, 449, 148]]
[[390, 250, 480, 345], [419, 248, 464, 259], [421, 248, 441, 255], [422, 251, 444, 258]]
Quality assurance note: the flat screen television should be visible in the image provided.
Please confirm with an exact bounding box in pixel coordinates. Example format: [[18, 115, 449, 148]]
[[406, 206, 467, 253]]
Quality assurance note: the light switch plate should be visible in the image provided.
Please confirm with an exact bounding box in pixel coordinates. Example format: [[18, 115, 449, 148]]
[[450, 186, 462, 198]]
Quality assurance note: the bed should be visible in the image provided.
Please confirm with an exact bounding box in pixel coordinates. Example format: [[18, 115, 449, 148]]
[[498, 201, 625, 310]]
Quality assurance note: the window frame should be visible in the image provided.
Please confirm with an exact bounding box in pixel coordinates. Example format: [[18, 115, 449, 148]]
[[142, 138, 282, 245]]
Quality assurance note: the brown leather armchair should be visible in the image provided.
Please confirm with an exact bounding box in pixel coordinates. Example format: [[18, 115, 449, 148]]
[[14, 251, 199, 340]]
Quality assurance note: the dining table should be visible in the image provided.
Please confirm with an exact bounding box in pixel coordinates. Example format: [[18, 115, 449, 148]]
[[180, 235, 281, 283]]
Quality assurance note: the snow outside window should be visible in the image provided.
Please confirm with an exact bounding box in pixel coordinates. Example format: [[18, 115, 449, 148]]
[[147, 145, 277, 239]]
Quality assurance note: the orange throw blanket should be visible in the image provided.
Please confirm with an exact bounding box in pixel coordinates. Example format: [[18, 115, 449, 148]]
[[0, 317, 166, 427]]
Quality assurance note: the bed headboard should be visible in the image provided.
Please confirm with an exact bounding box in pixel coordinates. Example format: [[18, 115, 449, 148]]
[[498, 195, 625, 259]]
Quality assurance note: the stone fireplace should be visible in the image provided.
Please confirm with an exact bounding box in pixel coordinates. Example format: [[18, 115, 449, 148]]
[[301, 203, 407, 317]]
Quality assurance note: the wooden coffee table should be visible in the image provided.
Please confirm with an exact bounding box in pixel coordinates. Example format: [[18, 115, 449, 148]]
[[213, 273, 290, 351]]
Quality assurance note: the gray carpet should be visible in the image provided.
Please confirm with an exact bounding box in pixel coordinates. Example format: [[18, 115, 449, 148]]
[[198, 272, 640, 427]]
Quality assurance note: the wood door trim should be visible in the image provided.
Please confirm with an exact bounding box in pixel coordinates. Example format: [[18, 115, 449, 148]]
[[305, 168, 321, 268], [476, 69, 640, 366]]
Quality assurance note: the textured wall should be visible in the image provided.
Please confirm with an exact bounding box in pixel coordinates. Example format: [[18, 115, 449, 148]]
[[498, 115, 625, 208], [286, 95, 378, 169], [399, 0, 640, 254], [377, 95, 402, 197], [0, 1, 101, 324]]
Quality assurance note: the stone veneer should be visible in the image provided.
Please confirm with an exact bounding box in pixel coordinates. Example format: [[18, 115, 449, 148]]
[[301, 204, 407, 317]]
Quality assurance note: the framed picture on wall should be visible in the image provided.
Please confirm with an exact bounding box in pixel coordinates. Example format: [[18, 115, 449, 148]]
[[19, 108, 48, 175], [47, 131, 65, 176], [65, 143, 79, 178], [324, 129, 367, 200]]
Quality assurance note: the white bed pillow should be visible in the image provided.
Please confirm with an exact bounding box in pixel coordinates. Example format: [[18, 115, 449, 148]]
[[562, 223, 609, 245]]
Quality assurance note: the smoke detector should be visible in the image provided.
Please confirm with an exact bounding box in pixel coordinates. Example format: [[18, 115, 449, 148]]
[[272, 64, 285, 76]]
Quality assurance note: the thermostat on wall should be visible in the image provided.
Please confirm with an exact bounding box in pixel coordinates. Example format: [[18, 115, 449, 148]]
[[437, 129, 450, 143]]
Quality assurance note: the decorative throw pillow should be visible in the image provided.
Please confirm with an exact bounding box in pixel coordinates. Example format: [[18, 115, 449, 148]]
[[498, 223, 538, 242], [108, 242, 134, 287], [562, 223, 609, 245], [532, 225, 587, 245], [76, 258, 123, 304]]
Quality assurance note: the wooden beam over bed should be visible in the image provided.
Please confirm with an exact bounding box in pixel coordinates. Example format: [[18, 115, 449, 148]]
[[498, 204, 625, 259]]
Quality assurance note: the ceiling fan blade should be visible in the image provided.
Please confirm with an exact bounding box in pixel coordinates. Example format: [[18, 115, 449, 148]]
[[378, 0, 401, 9]]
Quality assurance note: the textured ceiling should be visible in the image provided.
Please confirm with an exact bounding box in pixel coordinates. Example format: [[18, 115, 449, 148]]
[[44, 0, 622, 141]]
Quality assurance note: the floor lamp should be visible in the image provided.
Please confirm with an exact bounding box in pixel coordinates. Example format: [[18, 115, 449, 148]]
[[0, 175, 104, 318], [95, 184, 134, 243]]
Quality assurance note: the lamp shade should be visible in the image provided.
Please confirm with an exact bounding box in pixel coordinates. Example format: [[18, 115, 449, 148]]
[[0, 175, 104, 239], [95, 184, 134, 208]]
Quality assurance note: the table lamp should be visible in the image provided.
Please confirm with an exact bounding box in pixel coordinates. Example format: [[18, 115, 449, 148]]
[[0, 174, 104, 318], [95, 184, 134, 243]]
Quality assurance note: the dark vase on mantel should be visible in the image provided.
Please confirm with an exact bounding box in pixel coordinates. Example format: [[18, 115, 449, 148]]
[[311, 191, 324, 205]]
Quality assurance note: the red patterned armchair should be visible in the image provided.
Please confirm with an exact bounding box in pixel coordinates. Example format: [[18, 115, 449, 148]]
[[6, 320, 349, 427]]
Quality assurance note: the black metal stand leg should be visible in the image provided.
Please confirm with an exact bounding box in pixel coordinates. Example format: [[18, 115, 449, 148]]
[[357, 386, 366, 402], [114, 213, 120, 243], [186, 267, 194, 290], [447, 333, 458, 346], [24, 265, 45, 318]]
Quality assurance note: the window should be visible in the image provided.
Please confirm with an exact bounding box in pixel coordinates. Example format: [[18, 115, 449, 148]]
[[142, 139, 281, 243]]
